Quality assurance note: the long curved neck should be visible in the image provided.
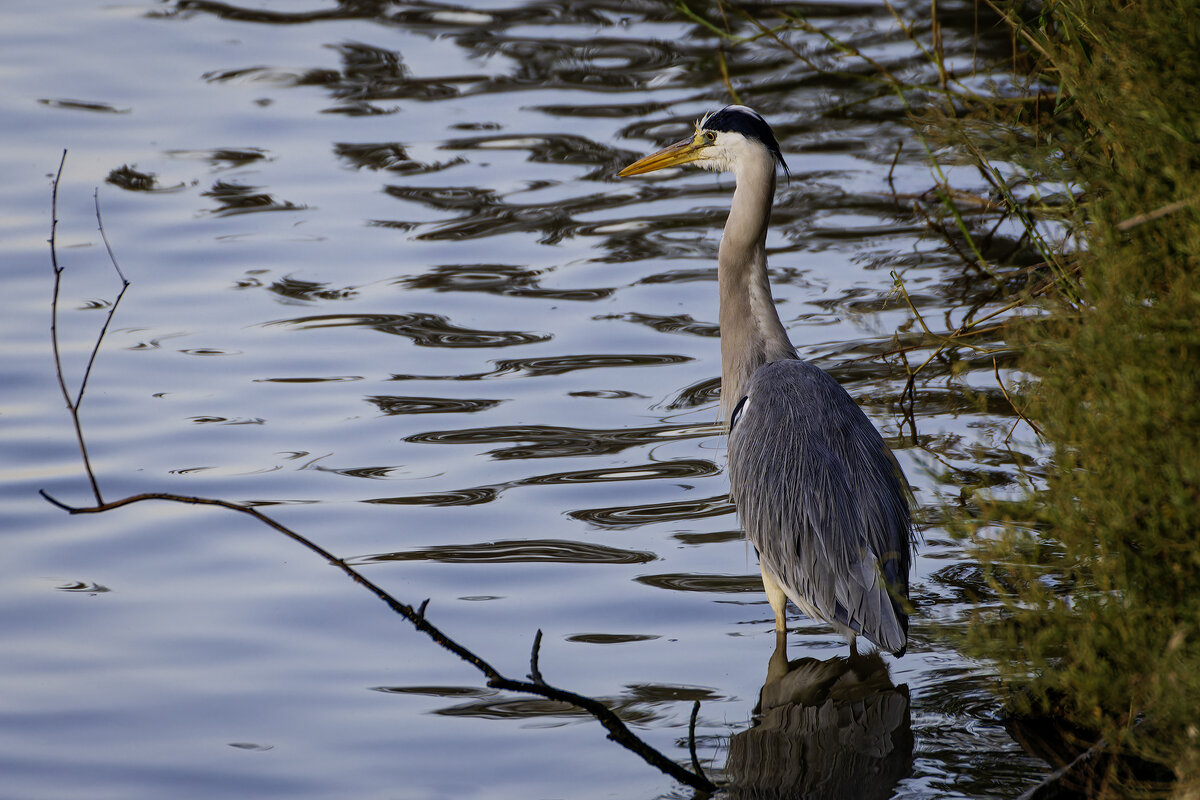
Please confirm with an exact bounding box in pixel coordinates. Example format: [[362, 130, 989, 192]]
[[718, 153, 796, 422]]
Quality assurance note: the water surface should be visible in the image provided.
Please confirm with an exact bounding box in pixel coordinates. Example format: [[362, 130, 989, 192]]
[[1, 1, 1049, 797]]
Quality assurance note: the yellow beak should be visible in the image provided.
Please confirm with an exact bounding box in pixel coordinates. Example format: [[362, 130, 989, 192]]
[[618, 133, 711, 177]]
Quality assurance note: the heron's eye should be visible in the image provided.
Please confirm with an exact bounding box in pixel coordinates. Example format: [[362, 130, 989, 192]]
[[702, 131, 717, 144]]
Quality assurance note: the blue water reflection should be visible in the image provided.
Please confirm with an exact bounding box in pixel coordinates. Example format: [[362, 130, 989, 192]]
[[0, 0, 1049, 797]]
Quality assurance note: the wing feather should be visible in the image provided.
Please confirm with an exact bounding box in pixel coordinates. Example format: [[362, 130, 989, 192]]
[[728, 359, 913, 655]]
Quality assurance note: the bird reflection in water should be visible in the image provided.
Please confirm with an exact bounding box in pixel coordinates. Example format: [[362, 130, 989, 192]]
[[723, 641, 913, 799]]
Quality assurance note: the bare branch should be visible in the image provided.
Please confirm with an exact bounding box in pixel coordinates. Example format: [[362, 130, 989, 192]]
[[688, 700, 708, 784], [75, 190, 131, 410], [716, 48, 742, 105], [40, 489, 716, 793], [40, 156, 717, 795], [93, 188, 129, 284], [1116, 198, 1192, 232], [529, 628, 545, 685], [47, 150, 103, 506], [993, 357, 1044, 441], [49, 150, 66, 275]]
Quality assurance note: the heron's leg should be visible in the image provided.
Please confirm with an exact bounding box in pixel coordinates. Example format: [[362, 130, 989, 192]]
[[849, 634, 859, 658], [760, 566, 788, 633]]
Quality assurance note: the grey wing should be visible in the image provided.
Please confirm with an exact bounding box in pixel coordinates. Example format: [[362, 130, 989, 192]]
[[728, 359, 913, 655]]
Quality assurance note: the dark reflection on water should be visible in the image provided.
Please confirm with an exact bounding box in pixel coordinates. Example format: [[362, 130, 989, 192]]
[[321, 465, 403, 480], [201, 179, 304, 216], [270, 312, 549, 347], [566, 633, 660, 644], [635, 573, 762, 594], [189, 415, 266, 425], [366, 487, 499, 506], [521, 459, 719, 485], [38, 97, 130, 113], [724, 648, 912, 800], [375, 685, 492, 698], [165, 146, 268, 168], [56, 580, 112, 594], [106, 164, 187, 193], [255, 375, 362, 383], [353, 539, 657, 565], [389, 352, 693, 381], [406, 421, 712, 459], [406, 682, 724, 727], [363, 459, 719, 506], [607, 311, 720, 338], [335, 141, 465, 175], [384, 181, 633, 244], [398, 263, 613, 302], [443, 131, 621, 180], [570, 493, 733, 529], [266, 277, 358, 303], [367, 394, 503, 415], [667, 376, 723, 410]]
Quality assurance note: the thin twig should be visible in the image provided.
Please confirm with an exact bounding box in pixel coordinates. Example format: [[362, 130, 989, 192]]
[[75, 190, 131, 409], [529, 628, 546, 685], [891, 270, 993, 355], [733, 6, 823, 73], [896, 340, 918, 443], [886, 140, 903, 198], [993, 357, 1044, 440], [49, 151, 66, 275], [1015, 736, 1109, 800], [1115, 198, 1191, 232], [47, 150, 104, 506], [780, 6, 902, 86], [716, 49, 742, 105], [688, 700, 707, 783]]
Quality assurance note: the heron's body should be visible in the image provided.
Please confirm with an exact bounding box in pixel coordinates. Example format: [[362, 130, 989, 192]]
[[620, 106, 913, 656]]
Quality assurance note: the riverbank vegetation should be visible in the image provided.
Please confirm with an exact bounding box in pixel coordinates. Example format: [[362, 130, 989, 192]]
[[683, 0, 1200, 792], [964, 1, 1200, 793]]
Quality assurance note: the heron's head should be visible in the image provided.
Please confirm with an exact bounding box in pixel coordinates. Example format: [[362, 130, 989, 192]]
[[618, 105, 788, 180]]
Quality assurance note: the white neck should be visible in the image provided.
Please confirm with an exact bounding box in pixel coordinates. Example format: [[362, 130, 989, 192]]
[[717, 150, 795, 422]]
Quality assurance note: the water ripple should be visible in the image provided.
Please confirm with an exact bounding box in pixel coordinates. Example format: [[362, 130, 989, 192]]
[[398, 264, 613, 302], [269, 312, 549, 348], [264, 276, 358, 303], [635, 573, 763, 594], [367, 395, 503, 416], [570, 494, 734, 529], [334, 141, 465, 175], [353, 539, 656, 565], [565, 633, 660, 644], [405, 422, 708, 459], [606, 312, 720, 338], [393, 352, 691, 382], [521, 459, 719, 485], [201, 179, 303, 216], [55, 580, 112, 594], [365, 488, 499, 507], [38, 97, 129, 113]]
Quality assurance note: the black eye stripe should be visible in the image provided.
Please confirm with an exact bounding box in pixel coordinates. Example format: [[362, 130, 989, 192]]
[[701, 105, 788, 175]]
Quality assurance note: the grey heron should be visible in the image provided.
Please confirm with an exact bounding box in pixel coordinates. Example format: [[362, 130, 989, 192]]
[[619, 105, 913, 656]]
